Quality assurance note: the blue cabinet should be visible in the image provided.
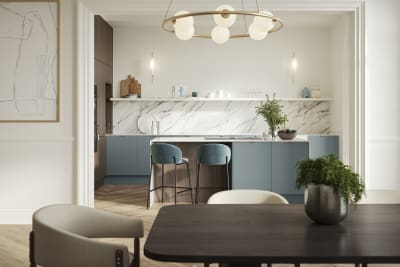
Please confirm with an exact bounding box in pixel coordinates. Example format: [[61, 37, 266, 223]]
[[308, 135, 339, 158], [232, 141, 309, 204], [271, 142, 309, 201], [231, 143, 272, 190], [106, 136, 138, 175], [106, 135, 154, 184]]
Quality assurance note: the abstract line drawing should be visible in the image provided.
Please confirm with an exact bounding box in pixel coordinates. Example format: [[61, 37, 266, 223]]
[[0, 1, 59, 122]]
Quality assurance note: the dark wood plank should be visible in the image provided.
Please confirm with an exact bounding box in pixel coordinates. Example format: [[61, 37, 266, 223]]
[[144, 204, 400, 264]]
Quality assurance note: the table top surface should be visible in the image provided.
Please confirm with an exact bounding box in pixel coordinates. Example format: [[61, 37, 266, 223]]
[[144, 204, 400, 264]]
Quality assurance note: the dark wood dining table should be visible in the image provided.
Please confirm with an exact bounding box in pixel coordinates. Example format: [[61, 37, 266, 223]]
[[144, 204, 400, 266]]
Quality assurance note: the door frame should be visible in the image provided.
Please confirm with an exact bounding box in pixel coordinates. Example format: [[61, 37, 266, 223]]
[[76, 0, 365, 207]]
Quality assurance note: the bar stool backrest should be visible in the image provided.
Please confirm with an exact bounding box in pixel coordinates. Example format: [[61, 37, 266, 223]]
[[151, 143, 183, 164], [197, 144, 231, 165]]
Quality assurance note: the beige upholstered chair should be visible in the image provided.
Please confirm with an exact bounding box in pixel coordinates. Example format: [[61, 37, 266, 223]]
[[30, 204, 144, 267], [207, 189, 289, 205], [207, 190, 288, 267]]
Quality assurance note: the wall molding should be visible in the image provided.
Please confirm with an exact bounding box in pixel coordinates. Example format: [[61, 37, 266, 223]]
[[0, 137, 74, 143], [76, 0, 366, 207], [367, 137, 400, 143], [77, 1, 95, 208], [0, 209, 34, 224]]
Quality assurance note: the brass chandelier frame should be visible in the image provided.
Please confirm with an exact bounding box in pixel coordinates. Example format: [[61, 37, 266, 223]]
[[162, 11, 284, 39]]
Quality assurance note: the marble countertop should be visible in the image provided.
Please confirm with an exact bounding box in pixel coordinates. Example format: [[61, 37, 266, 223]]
[[150, 136, 309, 143]]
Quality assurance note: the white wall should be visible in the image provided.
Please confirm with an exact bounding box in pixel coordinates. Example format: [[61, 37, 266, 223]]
[[364, 0, 400, 200], [114, 26, 332, 99], [0, 0, 77, 223], [329, 14, 351, 162]]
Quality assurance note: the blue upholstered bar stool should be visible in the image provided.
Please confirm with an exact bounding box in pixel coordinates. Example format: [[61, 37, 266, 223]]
[[196, 144, 231, 204], [147, 143, 193, 208]]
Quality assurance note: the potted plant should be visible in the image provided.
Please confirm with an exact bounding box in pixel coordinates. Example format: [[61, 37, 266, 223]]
[[296, 154, 365, 225], [255, 94, 287, 139]]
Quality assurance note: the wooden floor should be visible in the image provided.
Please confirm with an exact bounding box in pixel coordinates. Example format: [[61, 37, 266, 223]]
[[0, 185, 398, 267]]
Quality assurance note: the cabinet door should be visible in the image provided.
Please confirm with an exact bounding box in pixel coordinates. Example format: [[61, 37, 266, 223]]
[[231, 143, 272, 190], [137, 135, 154, 175], [271, 142, 309, 195], [308, 136, 339, 159], [106, 136, 138, 175]]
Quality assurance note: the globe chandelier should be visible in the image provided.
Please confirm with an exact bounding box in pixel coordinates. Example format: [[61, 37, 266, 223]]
[[161, 0, 284, 44]]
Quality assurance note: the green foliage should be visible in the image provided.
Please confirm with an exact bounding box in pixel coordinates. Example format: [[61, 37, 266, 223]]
[[296, 154, 365, 203], [255, 94, 287, 131]]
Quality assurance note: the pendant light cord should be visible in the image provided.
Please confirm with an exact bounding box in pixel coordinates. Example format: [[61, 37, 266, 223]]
[[256, 0, 260, 12], [163, 0, 174, 22], [242, 0, 248, 31]]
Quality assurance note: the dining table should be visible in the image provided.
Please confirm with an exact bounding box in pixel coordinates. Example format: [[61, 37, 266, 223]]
[[144, 204, 400, 267]]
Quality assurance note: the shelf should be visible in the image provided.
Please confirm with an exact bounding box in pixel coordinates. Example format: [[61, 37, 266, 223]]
[[110, 97, 333, 102]]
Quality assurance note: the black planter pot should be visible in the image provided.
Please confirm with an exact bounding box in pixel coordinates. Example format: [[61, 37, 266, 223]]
[[304, 183, 348, 225]]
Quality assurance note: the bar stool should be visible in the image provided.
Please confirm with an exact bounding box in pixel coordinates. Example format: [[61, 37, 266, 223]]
[[196, 144, 231, 204], [147, 143, 193, 208]]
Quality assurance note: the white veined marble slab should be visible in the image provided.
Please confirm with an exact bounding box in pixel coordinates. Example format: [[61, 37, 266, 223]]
[[113, 100, 329, 135]]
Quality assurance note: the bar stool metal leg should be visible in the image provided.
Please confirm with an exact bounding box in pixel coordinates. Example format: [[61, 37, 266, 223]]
[[161, 164, 164, 203], [226, 157, 230, 190], [174, 163, 177, 205], [186, 162, 194, 204], [196, 163, 201, 204], [147, 163, 153, 209]]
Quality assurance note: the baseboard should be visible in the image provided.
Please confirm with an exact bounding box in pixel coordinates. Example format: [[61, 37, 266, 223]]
[[361, 190, 400, 204], [0, 209, 34, 224]]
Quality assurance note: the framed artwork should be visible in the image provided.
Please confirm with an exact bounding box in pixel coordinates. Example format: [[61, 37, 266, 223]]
[[0, 0, 60, 122]]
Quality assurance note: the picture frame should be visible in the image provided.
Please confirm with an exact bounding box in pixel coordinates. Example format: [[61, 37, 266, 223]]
[[0, 0, 60, 122]]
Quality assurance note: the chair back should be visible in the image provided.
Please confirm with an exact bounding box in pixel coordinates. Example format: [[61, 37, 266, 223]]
[[151, 143, 183, 164], [197, 144, 231, 165], [207, 190, 289, 204], [32, 205, 132, 267]]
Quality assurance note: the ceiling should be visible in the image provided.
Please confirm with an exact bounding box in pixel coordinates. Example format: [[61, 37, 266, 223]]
[[81, 0, 348, 30]]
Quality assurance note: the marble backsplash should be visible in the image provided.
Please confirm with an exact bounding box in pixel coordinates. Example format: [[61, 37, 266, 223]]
[[113, 100, 330, 135]]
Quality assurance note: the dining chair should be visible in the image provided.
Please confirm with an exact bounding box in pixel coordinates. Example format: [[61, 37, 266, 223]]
[[207, 190, 288, 267], [147, 143, 193, 208], [196, 143, 231, 204], [207, 189, 289, 205], [30, 204, 144, 267]]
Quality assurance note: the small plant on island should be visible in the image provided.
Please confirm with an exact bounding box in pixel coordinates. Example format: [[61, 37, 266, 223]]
[[255, 94, 287, 137], [296, 154, 365, 203]]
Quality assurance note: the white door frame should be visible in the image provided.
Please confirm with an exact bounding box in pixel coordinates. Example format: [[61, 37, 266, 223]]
[[76, 0, 365, 207]]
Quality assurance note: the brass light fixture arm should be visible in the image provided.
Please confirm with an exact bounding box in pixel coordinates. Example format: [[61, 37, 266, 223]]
[[162, 11, 283, 39]]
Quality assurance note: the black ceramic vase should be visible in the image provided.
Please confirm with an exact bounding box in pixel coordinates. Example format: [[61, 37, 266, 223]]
[[304, 183, 348, 225]]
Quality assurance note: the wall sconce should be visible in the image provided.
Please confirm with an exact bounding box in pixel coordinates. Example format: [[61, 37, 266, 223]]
[[149, 52, 156, 84], [290, 52, 298, 84]]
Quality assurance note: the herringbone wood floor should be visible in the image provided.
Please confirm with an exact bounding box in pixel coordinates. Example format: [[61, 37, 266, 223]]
[[0, 185, 398, 267]]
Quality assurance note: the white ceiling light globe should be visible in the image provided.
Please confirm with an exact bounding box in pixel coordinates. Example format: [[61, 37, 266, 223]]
[[211, 26, 230, 44], [213, 5, 236, 27], [253, 11, 274, 32], [174, 10, 194, 29], [175, 26, 194, 40], [248, 23, 268, 40]]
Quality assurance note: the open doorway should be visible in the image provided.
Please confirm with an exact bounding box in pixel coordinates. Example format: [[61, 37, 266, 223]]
[[77, 0, 365, 209]]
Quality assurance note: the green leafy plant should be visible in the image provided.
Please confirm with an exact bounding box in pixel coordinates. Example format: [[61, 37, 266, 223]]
[[296, 154, 365, 203], [255, 94, 287, 133]]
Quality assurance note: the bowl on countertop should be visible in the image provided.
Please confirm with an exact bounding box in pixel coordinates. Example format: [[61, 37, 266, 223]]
[[278, 129, 297, 140]]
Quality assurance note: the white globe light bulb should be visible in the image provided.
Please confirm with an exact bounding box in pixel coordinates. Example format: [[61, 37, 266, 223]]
[[249, 23, 268, 40], [253, 10, 274, 32], [175, 26, 194, 41], [174, 10, 194, 29], [211, 26, 230, 44], [213, 4, 236, 28]]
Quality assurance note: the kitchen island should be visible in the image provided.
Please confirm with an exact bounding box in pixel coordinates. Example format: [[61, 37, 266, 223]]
[[105, 134, 338, 206]]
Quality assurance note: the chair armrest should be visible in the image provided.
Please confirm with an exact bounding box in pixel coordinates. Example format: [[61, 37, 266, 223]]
[[33, 223, 131, 267], [33, 204, 144, 238]]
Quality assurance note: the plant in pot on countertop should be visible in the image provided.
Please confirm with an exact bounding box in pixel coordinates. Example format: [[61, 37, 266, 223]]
[[296, 154, 365, 225], [255, 94, 287, 139]]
